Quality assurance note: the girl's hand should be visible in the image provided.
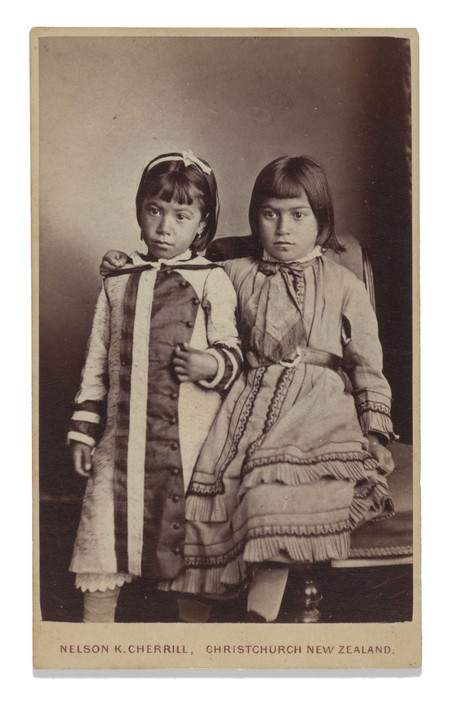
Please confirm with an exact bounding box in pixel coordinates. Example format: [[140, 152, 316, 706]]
[[173, 343, 218, 383], [366, 434, 395, 475], [100, 250, 129, 276], [72, 442, 94, 478]]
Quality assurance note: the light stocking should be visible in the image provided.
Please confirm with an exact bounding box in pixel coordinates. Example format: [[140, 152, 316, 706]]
[[247, 567, 289, 622], [83, 587, 121, 623]]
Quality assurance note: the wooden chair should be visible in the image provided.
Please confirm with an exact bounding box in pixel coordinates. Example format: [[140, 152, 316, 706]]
[[206, 234, 414, 623]]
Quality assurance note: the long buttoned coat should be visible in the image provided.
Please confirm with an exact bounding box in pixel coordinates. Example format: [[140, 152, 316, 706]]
[[68, 251, 241, 592]]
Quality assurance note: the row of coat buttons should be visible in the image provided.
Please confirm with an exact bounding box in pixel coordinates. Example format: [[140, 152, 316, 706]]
[[178, 282, 199, 298], [161, 270, 200, 300], [170, 483, 183, 554]]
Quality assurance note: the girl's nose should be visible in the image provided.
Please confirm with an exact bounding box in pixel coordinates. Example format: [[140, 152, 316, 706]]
[[276, 216, 290, 235], [157, 215, 171, 235]]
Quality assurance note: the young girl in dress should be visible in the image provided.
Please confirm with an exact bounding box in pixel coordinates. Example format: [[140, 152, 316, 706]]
[[101, 155, 395, 622], [68, 150, 242, 622]]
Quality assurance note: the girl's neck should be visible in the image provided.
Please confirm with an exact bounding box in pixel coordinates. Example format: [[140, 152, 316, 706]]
[[139, 248, 193, 263], [262, 244, 323, 264]]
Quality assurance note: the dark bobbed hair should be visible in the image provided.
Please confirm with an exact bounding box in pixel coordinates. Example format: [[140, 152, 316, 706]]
[[136, 153, 219, 252], [248, 155, 344, 253]]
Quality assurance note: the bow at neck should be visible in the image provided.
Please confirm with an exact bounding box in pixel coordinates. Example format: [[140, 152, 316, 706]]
[[242, 246, 323, 365], [259, 245, 323, 275]]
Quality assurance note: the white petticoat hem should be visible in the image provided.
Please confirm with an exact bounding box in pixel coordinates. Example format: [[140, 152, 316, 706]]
[[74, 572, 135, 593]]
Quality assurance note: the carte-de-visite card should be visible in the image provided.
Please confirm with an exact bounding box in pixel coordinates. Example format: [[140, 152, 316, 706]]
[[32, 27, 420, 670]]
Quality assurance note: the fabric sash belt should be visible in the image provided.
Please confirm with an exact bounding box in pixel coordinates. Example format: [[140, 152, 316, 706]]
[[246, 346, 342, 371]]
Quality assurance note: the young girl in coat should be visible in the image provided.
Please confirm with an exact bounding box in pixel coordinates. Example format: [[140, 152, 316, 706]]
[[101, 155, 395, 622], [68, 150, 242, 622]]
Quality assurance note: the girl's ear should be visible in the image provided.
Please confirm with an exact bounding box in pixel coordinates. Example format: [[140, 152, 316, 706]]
[[199, 215, 208, 234], [191, 217, 208, 253], [315, 229, 326, 247]]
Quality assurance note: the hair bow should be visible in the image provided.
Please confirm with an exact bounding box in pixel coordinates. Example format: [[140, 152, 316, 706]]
[[146, 149, 211, 175], [180, 149, 212, 174]]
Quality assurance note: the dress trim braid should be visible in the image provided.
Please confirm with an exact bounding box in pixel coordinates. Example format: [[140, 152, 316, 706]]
[[217, 366, 266, 476], [241, 366, 296, 475], [241, 450, 377, 476], [356, 400, 391, 416], [349, 545, 413, 559], [246, 521, 351, 539], [187, 367, 266, 498], [183, 520, 351, 570], [293, 272, 305, 312], [188, 479, 225, 496], [262, 367, 296, 435]]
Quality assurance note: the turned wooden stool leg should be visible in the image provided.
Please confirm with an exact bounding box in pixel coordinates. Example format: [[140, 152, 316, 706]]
[[281, 563, 329, 623]]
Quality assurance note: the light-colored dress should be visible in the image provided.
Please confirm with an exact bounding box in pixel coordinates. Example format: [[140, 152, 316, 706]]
[[68, 250, 242, 592], [161, 251, 395, 596]]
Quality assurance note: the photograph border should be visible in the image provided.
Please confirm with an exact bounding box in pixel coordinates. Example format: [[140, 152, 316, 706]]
[[31, 26, 420, 671]]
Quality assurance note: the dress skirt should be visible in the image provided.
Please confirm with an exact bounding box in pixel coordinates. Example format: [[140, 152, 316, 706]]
[[159, 360, 394, 596]]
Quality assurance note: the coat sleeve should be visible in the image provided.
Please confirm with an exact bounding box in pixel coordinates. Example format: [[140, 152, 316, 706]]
[[67, 283, 111, 447], [341, 275, 396, 443], [198, 266, 243, 393]]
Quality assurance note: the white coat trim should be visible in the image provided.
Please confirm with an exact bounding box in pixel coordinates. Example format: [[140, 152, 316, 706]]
[[127, 269, 157, 575]]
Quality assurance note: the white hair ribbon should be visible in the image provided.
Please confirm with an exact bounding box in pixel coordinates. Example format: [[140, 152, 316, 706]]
[[146, 149, 212, 175]]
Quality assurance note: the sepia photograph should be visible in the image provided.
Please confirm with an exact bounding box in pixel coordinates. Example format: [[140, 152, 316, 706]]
[[32, 27, 419, 670]]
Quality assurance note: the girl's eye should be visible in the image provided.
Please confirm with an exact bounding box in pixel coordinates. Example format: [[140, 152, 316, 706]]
[[147, 206, 160, 216], [293, 212, 304, 220], [262, 209, 276, 219], [177, 214, 189, 221]]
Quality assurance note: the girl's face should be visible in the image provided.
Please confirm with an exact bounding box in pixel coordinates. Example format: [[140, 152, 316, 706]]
[[257, 191, 319, 262], [140, 195, 206, 260]]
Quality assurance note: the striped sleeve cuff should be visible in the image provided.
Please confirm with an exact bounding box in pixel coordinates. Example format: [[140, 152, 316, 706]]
[[220, 347, 242, 391], [68, 400, 105, 447], [198, 344, 243, 393], [67, 431, 96, 448], [71, 410, 102, 424]]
